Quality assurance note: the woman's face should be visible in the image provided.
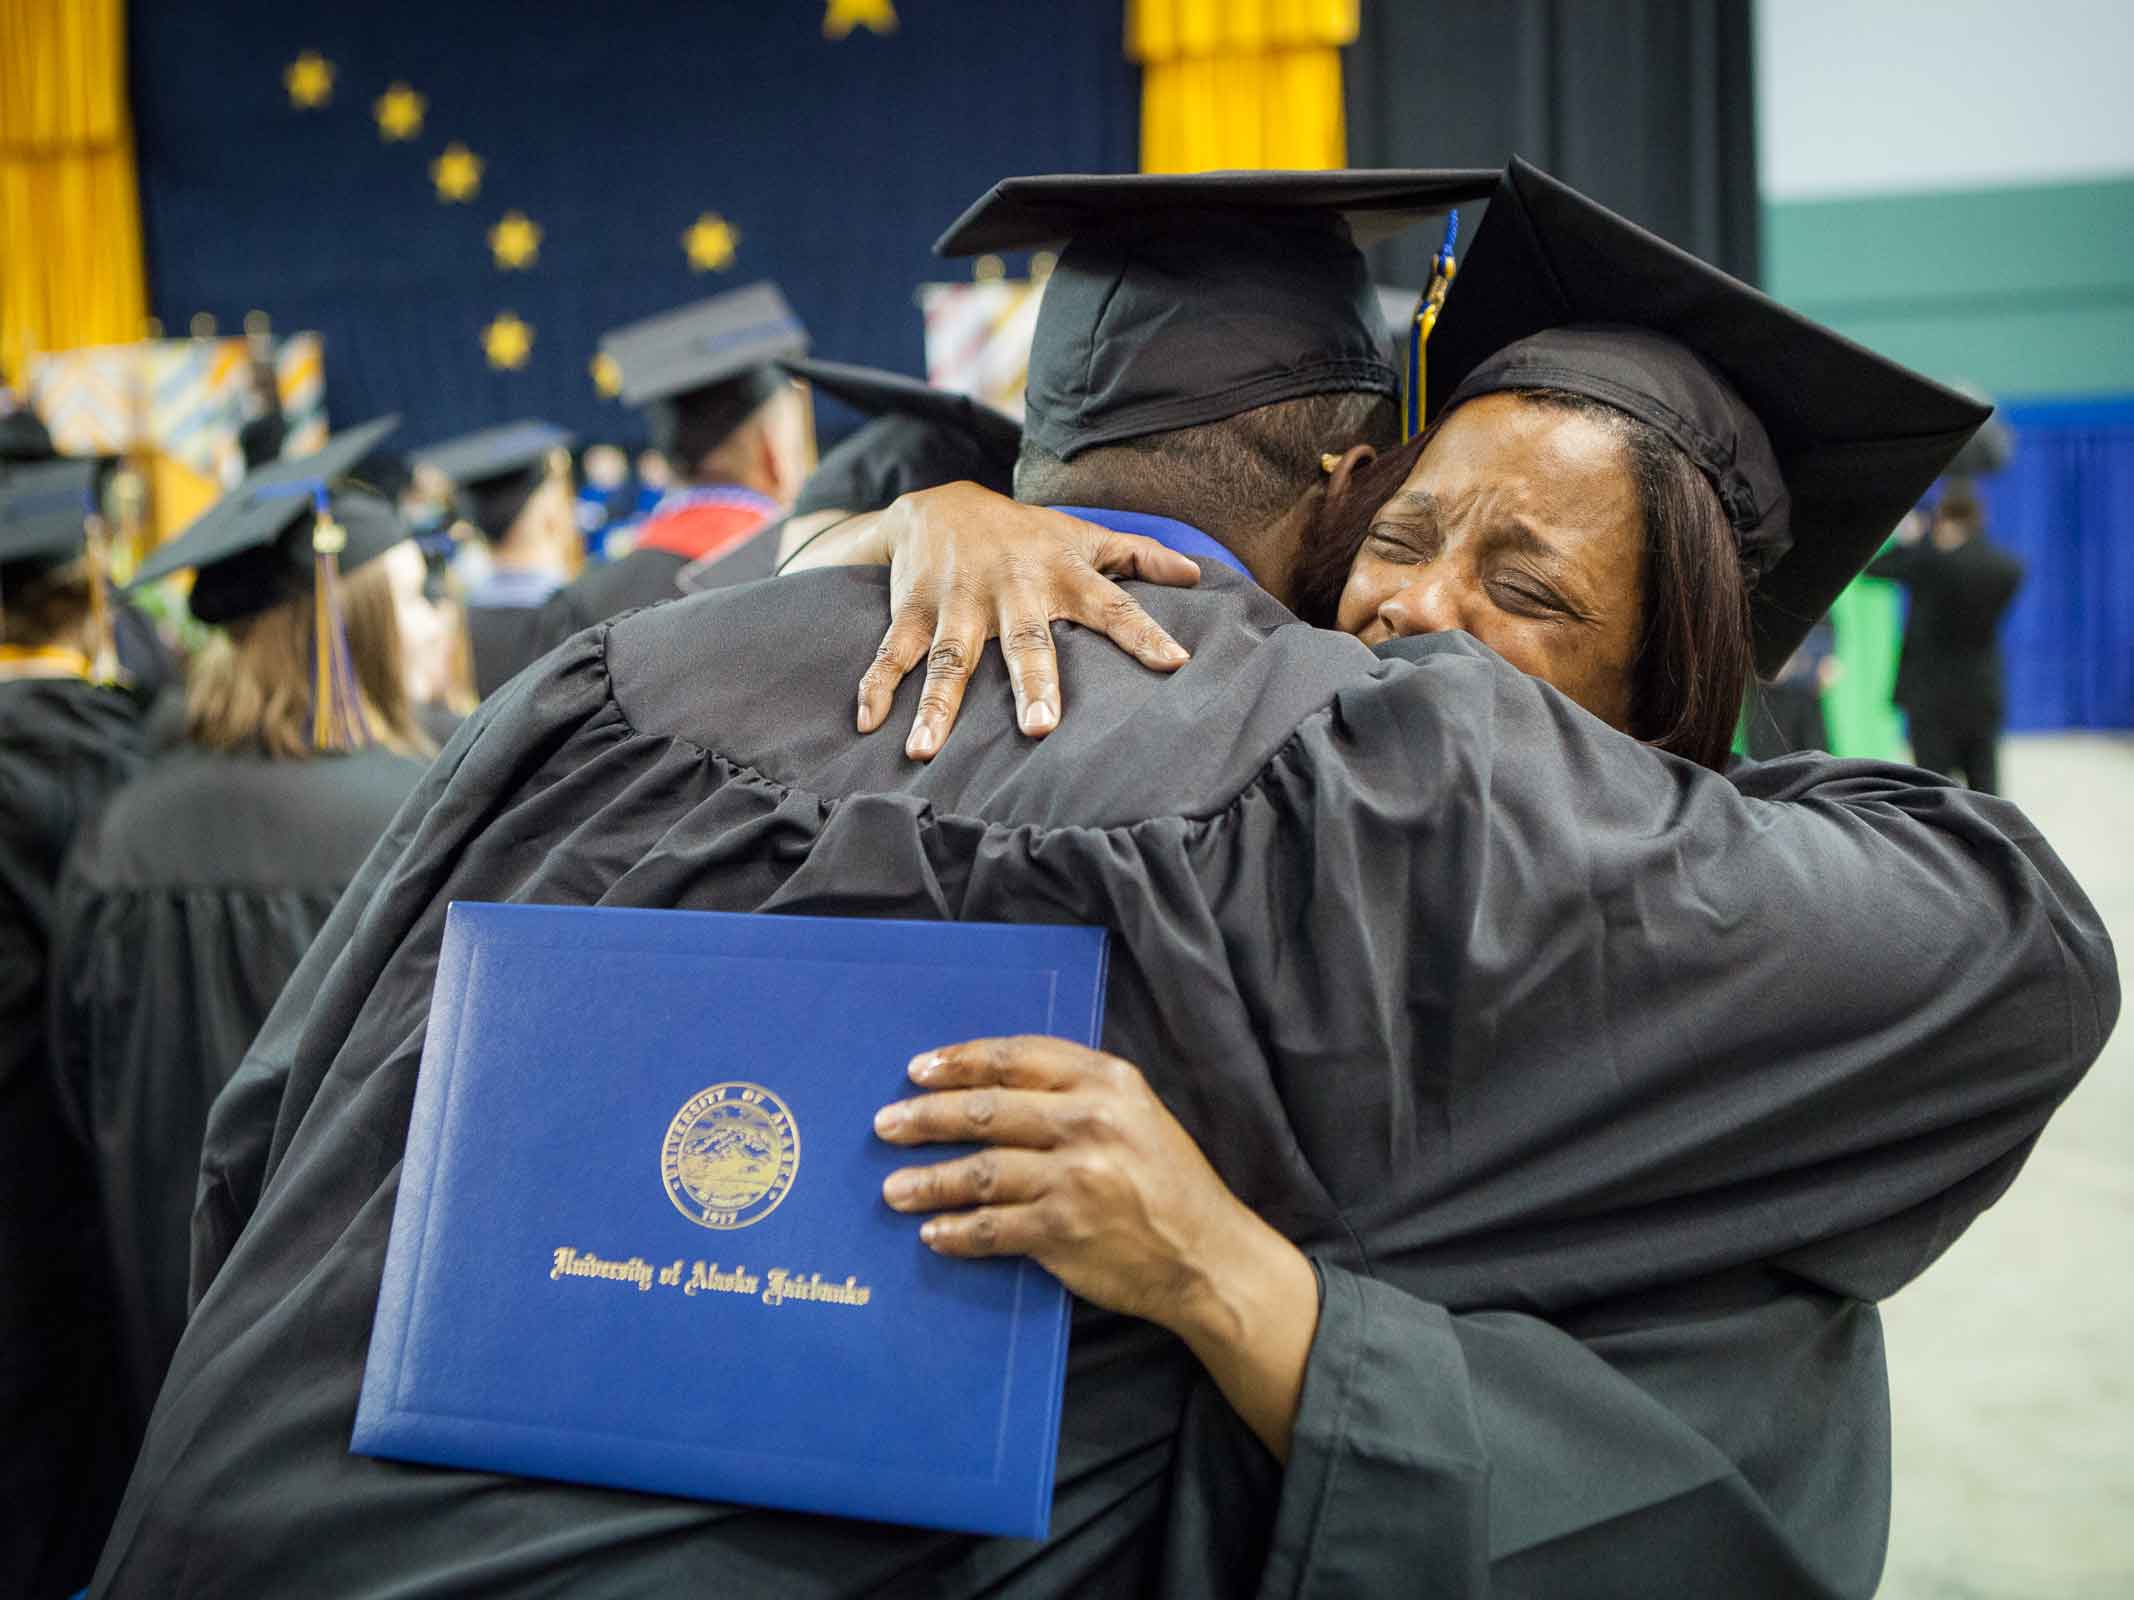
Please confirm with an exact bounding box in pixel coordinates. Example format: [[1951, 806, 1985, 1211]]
[[1334, 392, 1647, 731], [380, 539, 449, 706]]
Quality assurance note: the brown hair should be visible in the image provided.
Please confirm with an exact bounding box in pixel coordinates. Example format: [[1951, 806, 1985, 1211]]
[[0, 558, 96, 649], [185, 559, 431, 759], [1293, 391, 1754, 772]]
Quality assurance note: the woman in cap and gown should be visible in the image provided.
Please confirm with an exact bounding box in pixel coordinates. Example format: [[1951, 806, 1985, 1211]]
[[50, 419, 432, 1462]]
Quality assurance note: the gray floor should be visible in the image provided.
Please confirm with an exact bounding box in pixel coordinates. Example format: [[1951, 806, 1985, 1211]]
[[1878, 733, 2133, 1599]]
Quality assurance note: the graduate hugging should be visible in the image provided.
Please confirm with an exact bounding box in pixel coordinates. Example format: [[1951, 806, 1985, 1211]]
[[97, 163, 2116, 1598]]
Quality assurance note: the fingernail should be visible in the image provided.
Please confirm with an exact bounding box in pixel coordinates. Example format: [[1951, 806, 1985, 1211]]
[[909, 1052, 944, 1083], [1022, 701, 1057, 734], [908, 725, 937, 758], [919, 1219, 942, 1245], [873, 1103, 907, 1135], [1159, 641, 1189, 665], [883, 1171, 916, 1204]]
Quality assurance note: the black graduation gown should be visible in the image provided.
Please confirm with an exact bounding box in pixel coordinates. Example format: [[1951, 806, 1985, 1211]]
[[50, 742, 425, 1453], [0, 678, 143, 1600], [98, 569, 2114, 1598], [464, 600, 555, 700]]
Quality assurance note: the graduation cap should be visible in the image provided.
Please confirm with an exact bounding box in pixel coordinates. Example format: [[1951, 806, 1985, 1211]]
[[1426, 158, 1990, 677], [0, 457, 103, 577], [414, 419, 574, 542], [778, 357, 1021, 517], [131, 416, 406, 749], [932, 169, 1499, 461], [599, 283, 808, 469], [0, 456, 114, 672]]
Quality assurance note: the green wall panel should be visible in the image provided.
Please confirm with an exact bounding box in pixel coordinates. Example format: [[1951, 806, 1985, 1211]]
[[1761, 176, 2134, 755], [1765, 177, 2134, 398]]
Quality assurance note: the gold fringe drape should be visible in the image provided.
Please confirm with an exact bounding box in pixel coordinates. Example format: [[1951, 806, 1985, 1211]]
[[1128, 0, 1356, 173], [0, 0, 149, 390]]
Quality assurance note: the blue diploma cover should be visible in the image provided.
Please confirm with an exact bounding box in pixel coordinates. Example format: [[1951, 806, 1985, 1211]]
[[353, 903, 1109, 1539]]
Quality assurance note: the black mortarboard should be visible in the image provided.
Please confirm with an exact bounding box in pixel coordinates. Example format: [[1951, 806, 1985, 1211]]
[[131, 416, 407, 625], [414, 420, 574, 542], [0, 409, 57, 463], [1426, 158, 1990, 676], [933, 169, 1498, 461], [0, 457, 103, 575], [778, 357, 1021, 516], [600, 283, 808, 467]]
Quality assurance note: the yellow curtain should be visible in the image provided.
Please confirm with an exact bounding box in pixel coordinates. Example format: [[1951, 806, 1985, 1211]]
[[0, 0, 148, 390], [1128, 0, 1356, 173]]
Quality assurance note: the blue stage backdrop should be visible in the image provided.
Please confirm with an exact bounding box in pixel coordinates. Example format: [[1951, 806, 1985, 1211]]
[[1982, 398, 2134, 731], [127, 0, 1136, 453]]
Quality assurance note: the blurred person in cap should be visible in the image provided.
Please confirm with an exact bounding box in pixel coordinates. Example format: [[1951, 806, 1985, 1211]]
[[525, 283, 810, 647], [0, 457, 145, 1599], [50, 418, 433, 1466], [2, 415, 182, 712], [416, 421, 581, 697], [753, 355, 1021, 578], [669, 354, 1022, 596], [1867, 479, 2026, 794], [351, 448, 474, 744], [94, 168, 2113, 1599]]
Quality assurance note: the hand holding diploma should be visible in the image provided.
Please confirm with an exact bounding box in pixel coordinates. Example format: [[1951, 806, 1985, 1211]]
[[877, 1036, 1319, 1460]]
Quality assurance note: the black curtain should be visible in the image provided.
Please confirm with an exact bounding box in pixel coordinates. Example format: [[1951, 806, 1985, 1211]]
[[1346, 1, 1759, 290]]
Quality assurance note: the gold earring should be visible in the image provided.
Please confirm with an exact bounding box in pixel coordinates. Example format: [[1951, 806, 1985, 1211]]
[[1319, 452, 1341, 475]]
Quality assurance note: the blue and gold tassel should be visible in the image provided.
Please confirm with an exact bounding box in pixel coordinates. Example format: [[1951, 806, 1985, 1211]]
[[1402, 210, 1460, 439]]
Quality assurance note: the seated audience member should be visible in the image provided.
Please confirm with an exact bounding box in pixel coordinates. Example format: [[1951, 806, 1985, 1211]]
[[0, 457, 143, 1599], [526, 283, 811, 645], [416, 421, 581, 697], [52, 419, 431, 1463], [97, 168, 2112, 1599]]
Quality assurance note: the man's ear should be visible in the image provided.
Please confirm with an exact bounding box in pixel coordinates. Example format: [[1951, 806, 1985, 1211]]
[[1323, 443, 1377, 506]]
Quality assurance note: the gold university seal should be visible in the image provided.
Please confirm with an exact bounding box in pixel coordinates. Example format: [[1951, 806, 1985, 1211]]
[[661, 1082, 799, 1230]]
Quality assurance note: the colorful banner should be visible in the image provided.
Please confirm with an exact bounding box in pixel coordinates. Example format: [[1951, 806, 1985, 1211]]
[[919, 280, 1047, 418]]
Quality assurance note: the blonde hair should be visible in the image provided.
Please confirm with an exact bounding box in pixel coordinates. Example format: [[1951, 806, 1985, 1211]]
[[185, 559, 432, 759]]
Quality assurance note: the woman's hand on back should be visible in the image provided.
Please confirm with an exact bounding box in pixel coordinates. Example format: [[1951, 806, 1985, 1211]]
[[853, 483, 1202, 759]]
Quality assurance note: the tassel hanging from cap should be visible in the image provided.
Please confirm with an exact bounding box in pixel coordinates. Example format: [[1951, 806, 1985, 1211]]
[[83, 517, 119, 684], [1403, 210, 1460, 439], [307, 491, 373, 752]]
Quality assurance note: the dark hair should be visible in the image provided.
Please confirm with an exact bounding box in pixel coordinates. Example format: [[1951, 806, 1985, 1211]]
[[1293, 391, 1753, 772], [1013, 390, 1401, 552], [0, 558, 96, 648]]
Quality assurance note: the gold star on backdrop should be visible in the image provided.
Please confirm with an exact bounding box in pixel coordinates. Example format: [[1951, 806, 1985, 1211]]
[[374, 83, 426, 141], [683, 213, 739, 272], [482, 312, 533, 370], [285, 51, 335, 108], [431, 143, 485, 203], [591, 352, 624, 397], [823, 0, 898, 38], [488, 211, 543, 270]]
